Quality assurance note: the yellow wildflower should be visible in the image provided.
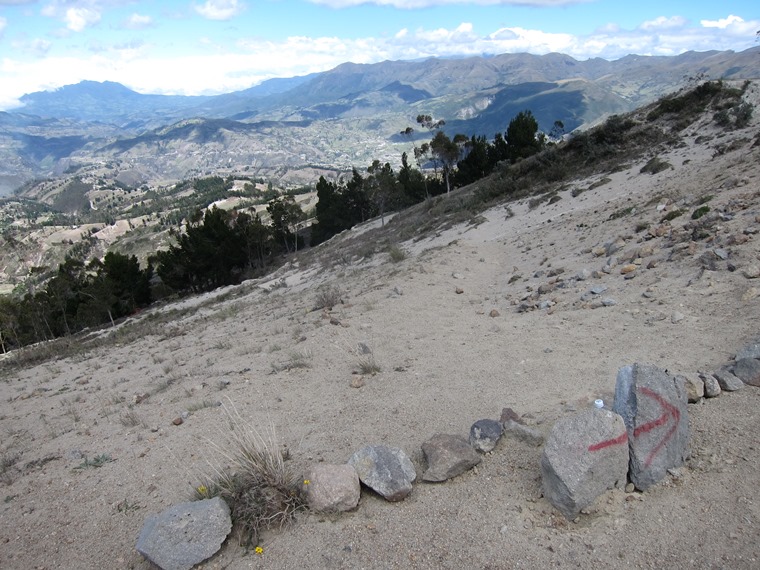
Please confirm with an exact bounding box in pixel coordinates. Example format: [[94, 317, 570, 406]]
[[255, 546, 264, 555], [303, 479, 310, 485]]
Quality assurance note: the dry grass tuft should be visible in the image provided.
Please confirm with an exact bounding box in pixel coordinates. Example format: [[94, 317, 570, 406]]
[[198, 401, 305, 546]]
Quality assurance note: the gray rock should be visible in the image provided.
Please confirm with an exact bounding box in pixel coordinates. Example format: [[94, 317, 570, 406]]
[[671, 311, 685, 324], [500, 407, 523, 425], [613, 364, 690, 491], [503, 420, 544, 447], [575, 268, 592, 281], [541, 408, 629, 520], [136, 497, 231, 570], [700, 372, 721, 398], [348, 445, 416, 501], [421, 434, 481, 482], [601, 298, 618, 307], [732, 358, 760, 387], [306, 464, 361, 513], [736, 343, 760, 360], [713, 248, 729, 260], [469, 419, 503, 452], [357, 342, 372, 355], [678, 374, 704, 403], [712, 368, 743, 391]]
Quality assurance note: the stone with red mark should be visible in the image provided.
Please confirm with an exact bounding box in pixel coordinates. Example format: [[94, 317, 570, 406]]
[[540, 408, 629, 520], [613, 363, 690, 491]]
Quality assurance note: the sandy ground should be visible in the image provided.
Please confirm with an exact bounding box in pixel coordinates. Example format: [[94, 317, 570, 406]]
[[1, 106, 760, 569]]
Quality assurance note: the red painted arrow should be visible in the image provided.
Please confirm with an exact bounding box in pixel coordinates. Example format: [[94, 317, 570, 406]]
[[587, 431, 628, 452], [633, 386, 681, 467]]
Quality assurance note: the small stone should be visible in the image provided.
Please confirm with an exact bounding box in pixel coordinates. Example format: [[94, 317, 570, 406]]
[[741, 288, 759, 302], [625, 483, 635, 493], [421, 434, 481, 482], [620, 264, 637, 275], [306, 464, 361, 513], [489, 309, 500, 318], [700, 373, 721, 398], [575, 268, 592, 281], [349, 375, 365, 388], [172, 417, 183, 426], [592, 246, 606, 257], [671, 311, 685, 324], [732, 358, 760, 387], [678, 374, 704, 403], [500, 407, 523, 425], [742, 265, 760, 279], [712, 368, 743, 391], [469, 419, 503, 452], [455, 287, 464, 294], [713, 248, 729, 260], [590, 285, 608, 295], [602, 298, 617, 307], [358, 342, 372, 355], [348, 445, 416, 501], [503, 420, 544, 447]]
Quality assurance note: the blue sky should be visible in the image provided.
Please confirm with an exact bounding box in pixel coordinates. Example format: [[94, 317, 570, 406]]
[[0, 0, 757, 110]]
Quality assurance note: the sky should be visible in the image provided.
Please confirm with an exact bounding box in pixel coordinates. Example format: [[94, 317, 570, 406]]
[[0, 0, 758, 110]]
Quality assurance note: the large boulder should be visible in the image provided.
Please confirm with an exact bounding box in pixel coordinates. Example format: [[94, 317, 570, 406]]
[[421, 434, 481, 482], [348, 445, 416, 501], [613, 364, 690, 491], [541, 408, 629, 520], [306, 464, 361, 513], [136, 497, 231, 570]]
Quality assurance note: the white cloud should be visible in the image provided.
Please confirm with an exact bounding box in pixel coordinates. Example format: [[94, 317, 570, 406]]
[[194, 0, 245, 21], [640, 16, 687, 30], [701, 15, 744, 29], [123, 13, 153, 30], [64, 7, 101, 32]]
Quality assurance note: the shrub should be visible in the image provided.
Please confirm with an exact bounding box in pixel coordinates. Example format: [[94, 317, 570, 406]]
[[640, 157, 671, 175], [313, 286, 342, 310], [199, 403, 305, 546], [661, 209, 684, 223]]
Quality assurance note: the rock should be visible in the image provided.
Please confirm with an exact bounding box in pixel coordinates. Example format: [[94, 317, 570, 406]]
[[713, 248, 729, 260], [503, 420, 544, 447], [306, 464, 361, 513], [700, 373, 721, 398], [172, 417, 183, 426], [348, 445, 416, 501], [601, 298, 618, 307], [357, 342, 372, 355], [541, 408, 629, 520], [575, 268, 592, 281], [469, 419, 503, 452], [455, 287, 464, 294], [612, 364, 690, 491], [489, 309, 501, 318], [590, 285, 608, 295], [500, 407, 524, 425], [742, 265, 760, 279], [741, 288, 759, 302], [620, 264, 637, 275], [732, 358, 760, 387], [735, 343, 760, 361], [592, 246, 606, 257], [712, 368, 743, 391], [671, 311, 685, 324], [136, 497, 232, 570], [678, 374, 704, 403], [349, 375, 365, 388], [421, 434, 482, 482]]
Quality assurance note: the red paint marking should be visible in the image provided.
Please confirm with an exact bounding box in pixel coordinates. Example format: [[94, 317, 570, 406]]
[[588, 431, 628, 452], [634, 386, 681, 468]]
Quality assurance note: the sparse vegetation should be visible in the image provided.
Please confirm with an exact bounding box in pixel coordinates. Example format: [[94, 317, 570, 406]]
[[640, 157, 671, 175], [357, 355, 381, 375], [198, 403, 305, 546], [73, 453, 114, 470], [691, 205, 710, 220], [661, 209, 684, 223], [313, 286, 342, 310]]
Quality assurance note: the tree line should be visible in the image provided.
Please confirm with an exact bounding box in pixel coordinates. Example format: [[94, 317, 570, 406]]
[[0, 109, 550, 352]]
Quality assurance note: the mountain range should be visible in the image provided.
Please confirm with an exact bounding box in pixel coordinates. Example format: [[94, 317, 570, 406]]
[[2, 47, 759, 196]]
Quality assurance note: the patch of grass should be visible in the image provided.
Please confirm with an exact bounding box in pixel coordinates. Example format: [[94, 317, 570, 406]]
[[198, 402, 305, 546], [387, 245, 407, 263], [0, 451, 21, 485], [119, 409, 144, 428], [661, 209, 684, 223], [640, 157, 671, 175], [272, 350, 312, 373], [187, 399, 218, 413], [115, 498, 141, 514], [608, 206, 634, 220], [691, 205, 710, 220], [313, 286, 342, 310], [696, 194, 714, 205], [357, 355, 381, 376], [73, 453, 114, 470]]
